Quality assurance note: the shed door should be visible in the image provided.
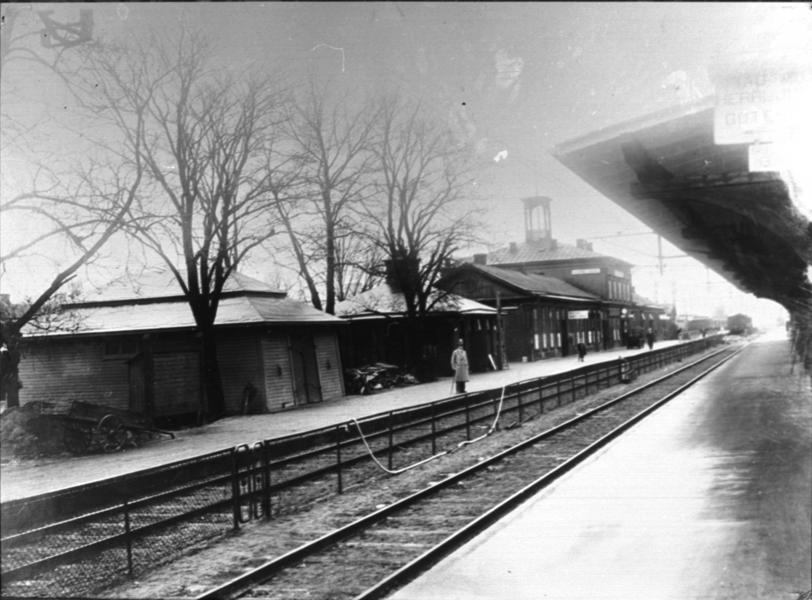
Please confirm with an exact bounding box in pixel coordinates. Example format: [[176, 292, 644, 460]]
[[153, 352, 201, 416], [291, 334, 321, 405]]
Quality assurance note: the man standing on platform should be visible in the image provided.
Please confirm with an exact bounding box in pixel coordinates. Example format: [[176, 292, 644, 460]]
[[451, 338, 469, 393], [646, 328, 655, 350]]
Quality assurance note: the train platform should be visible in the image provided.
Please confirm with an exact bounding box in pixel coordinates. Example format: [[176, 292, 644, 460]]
[[388, 329, 812, 600], [1, 338, 683, 502]]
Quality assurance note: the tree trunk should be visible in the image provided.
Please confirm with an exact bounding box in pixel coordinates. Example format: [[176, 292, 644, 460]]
[[0, 328, 21, 409], [200, 327, 225, 421]]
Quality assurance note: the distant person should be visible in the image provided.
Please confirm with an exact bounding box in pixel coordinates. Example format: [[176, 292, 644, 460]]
[[451, 339, 469, 393], [576, 341, 587, 362], [646, 328, 655, 350]]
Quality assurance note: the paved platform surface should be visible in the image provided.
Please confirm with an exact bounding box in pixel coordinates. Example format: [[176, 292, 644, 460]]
[[388, 329, 812, 600], [1, 339, 681, 502]]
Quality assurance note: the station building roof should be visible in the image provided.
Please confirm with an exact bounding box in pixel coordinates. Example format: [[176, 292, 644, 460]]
[[438, 263, 600, 303], [480, 240, 632, 269]]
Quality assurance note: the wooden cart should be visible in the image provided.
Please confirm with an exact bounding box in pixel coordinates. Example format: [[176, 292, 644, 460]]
[[30, 400, 175, 453]]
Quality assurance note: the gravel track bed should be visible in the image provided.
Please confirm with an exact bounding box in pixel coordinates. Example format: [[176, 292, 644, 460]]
[[101, 346, 736, 600], [233, 349, 738, 600]]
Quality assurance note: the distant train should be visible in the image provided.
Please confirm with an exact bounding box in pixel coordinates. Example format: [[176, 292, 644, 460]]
[[726, 313, 753, 336], [677, 316, 723, 340]]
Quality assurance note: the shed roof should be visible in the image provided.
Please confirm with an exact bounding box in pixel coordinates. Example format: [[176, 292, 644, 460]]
[[72, 270, 285, 305], [335, 283, 497, 320], [23, 271, 342, 338]]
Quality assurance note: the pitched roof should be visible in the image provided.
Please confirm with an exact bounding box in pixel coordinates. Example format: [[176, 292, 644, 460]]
[[475, 241, 632, 268], [74, 270, 285, 305], [454, 263, 600, 302], [23, 271, 342, 338], [335, 283, 497, 319]]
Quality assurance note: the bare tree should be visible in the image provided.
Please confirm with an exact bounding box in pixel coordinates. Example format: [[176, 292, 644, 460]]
[[271, 84, 380, 314], [362, 97, 482, 369], [334, 233, 384, 302], [1, 8, 144, 408], [1, 159, 145, 408], [0, 5, 93, 79], [78, 31, 289, 420]]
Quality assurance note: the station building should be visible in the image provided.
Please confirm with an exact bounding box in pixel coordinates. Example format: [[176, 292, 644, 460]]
[[438, 196, 670, 362], [335, 267, 499, 379]]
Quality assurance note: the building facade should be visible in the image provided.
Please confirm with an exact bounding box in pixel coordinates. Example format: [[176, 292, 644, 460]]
[[19, 272, 346, 423], [335, 283, 498, 379], [442, 197, 670, 360]]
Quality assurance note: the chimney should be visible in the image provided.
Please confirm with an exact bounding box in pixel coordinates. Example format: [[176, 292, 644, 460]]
[[509, 242, 518, 255], [473, 253, 487, 265]]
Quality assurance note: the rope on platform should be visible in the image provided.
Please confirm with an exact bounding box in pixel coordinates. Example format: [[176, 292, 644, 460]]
[[350, 385, 508, 475], [455, 384, 506, 450]]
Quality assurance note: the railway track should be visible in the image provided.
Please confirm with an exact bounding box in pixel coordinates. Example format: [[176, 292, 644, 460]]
[[0, 337, 728, 598], [193, 344, 743, 600]]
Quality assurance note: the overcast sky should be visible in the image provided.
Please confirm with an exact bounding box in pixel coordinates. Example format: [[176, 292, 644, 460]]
[[2, 2, 810, 321]]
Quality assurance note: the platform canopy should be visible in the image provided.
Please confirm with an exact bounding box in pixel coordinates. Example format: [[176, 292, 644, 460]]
[[553, 97, 812, 313]]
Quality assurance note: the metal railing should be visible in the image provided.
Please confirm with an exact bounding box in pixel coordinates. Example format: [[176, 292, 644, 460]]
[[0, 335, 724, 597]]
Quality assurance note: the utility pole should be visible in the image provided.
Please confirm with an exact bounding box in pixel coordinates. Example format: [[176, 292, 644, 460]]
[[658, 235, 664, 276], [495, 291, 509, 370]]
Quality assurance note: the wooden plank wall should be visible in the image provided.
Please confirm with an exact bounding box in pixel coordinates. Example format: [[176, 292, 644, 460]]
[[217, 331, 263, 413], [19, 339, 130, 410], [314, 331, 344, 400], [261, 332, 295, 412], [19, 327, 347, 417], [152, 352, 200, 416]]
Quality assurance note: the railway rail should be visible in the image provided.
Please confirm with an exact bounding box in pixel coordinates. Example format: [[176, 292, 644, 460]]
[[0, 336, 726, 598], [197, 343, 743, 600]]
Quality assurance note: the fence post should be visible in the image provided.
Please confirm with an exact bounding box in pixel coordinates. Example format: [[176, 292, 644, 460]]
[[250, 441, 263, 520], [123, 499, 133, 579], [517, 385, 524, 422], [388, 412, 395, 470], [231, 446, 241, 530], [431, 403, 437, 455], [335, 424, 344, 494], [264, 442, 272, 520]]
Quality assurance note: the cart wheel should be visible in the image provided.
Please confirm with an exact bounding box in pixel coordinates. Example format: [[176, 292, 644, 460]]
[[98, 414, 127, 452]]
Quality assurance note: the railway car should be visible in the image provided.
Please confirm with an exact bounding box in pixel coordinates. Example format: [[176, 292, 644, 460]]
[[726, 313, 753, 336]]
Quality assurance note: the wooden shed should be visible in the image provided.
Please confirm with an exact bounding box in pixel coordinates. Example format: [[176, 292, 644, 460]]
[[18, 272, 346, 422], [335, 283, 499, 379]]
